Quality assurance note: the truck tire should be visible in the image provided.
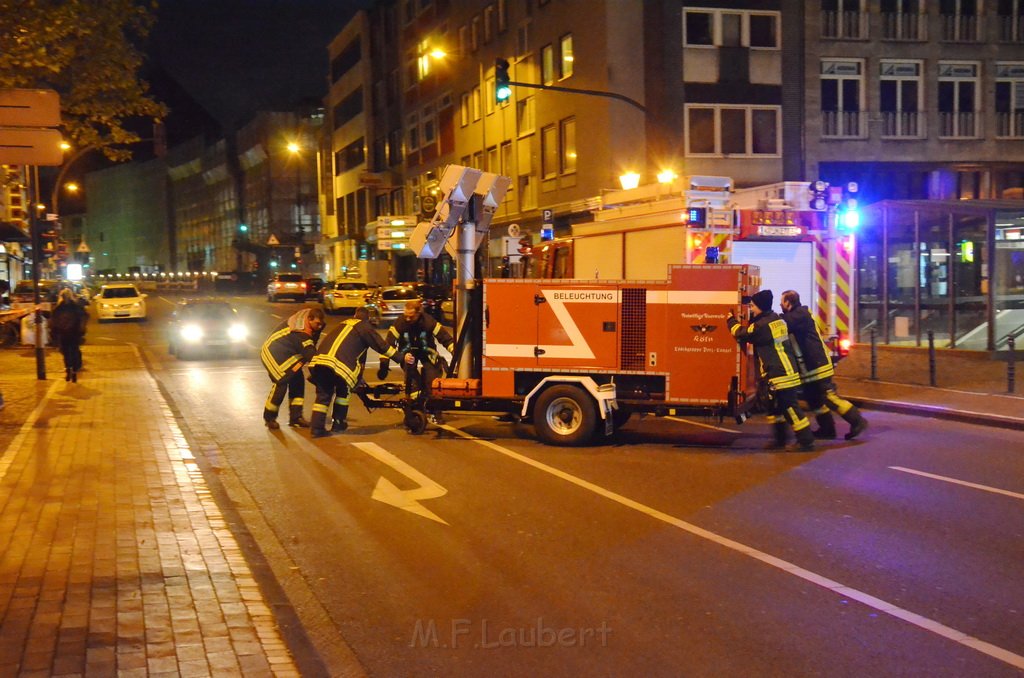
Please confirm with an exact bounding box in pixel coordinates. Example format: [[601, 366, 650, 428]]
[[533, 385, 597, 446], [611, 408, 632, 431]]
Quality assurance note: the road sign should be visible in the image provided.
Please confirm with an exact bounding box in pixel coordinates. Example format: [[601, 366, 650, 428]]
[[0, 128, 63, 165], [76, 241, 90, 254], [420, 194, 438, 219], [0, 89, 60, 127], [507, 223, 520, 238], [267, 234, 280, 246], [542, 209, 553, 223]]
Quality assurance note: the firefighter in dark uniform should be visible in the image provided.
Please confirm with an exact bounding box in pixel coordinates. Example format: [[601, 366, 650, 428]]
[[780, 290, 868, 440], [260, 307, 326, 429], [377, 298, 455, 404], [727, 289, 815, 451], [307, 308, 397, 437]]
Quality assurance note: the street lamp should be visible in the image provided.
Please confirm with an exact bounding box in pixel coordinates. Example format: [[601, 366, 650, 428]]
[[287, 141, 303, 241]]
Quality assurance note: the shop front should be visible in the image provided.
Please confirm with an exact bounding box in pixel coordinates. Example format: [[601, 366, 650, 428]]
[[858, 200, 1024, 351]]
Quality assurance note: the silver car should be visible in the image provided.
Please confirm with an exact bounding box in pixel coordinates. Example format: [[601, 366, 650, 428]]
[[360, 285, 422, 327], [322, 281, 370, 315]]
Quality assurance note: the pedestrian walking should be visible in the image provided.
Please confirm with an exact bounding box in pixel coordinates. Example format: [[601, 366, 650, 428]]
[[260, 307, 325, 429], [377, 299, 455, 410], [307, 308, 397, 438], [50, 288, 88, 382], [780, 290, 868, 440], [727, 289, 815, 451]]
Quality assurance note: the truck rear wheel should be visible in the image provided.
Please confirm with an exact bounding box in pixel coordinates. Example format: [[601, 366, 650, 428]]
[[534, 385, 597, 446]]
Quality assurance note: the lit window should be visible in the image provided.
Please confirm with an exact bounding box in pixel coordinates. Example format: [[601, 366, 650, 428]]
[[559, 34, 574, 79], [560, 117, 576, 174]]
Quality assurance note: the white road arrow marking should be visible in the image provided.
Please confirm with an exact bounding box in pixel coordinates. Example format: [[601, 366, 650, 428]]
[[352, 442, 449, 525]]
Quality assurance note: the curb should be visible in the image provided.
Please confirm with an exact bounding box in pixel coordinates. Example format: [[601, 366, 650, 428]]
[[849, 396, 1024, 432]]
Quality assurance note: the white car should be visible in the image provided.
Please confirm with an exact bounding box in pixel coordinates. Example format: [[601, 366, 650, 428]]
[[322, 281, 370, 315], [95, 283, 148, 322]]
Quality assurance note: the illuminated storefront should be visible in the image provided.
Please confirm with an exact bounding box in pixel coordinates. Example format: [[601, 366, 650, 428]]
[[858, 200, 1024, 351]]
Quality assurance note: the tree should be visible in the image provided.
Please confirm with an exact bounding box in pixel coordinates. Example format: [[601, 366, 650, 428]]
[[0, 0, 167, 162]]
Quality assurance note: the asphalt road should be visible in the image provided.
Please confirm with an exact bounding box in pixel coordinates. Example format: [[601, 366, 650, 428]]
[[90, 292, 1024, 677]]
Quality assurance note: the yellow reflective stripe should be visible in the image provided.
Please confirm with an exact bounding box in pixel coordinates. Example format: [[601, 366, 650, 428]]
[[312, 403, 329, 413], [805, 363, 835, 380], [290, 397, 304, 406], [826, 391, 853, 415], [335, 396, 349, 406], [770, 373, 802, 390], [309, 353, 361, 385], [789, 408, 810, 431]]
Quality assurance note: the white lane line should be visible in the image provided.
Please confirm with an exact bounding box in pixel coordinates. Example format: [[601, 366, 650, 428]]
[[444, 427, 1024, 671], [665, 415, 739, 433], [890, 466, 1024, 501]]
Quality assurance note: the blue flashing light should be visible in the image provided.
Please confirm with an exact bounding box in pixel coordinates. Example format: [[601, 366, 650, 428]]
[[541, 226, 554, 241], [840, 208, 860, 231]]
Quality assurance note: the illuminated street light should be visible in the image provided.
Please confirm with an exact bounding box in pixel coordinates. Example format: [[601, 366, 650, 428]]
[[657, 170, 677, 184], [619, 172, 641, 190]]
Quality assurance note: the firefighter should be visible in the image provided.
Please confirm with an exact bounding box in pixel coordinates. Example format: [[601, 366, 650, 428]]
[[780, 290, 868, 440], [307, 308, 397, 438], [727, 289, 815, 451], [260, 307, 326, 429], [376, 298, 455, 409]]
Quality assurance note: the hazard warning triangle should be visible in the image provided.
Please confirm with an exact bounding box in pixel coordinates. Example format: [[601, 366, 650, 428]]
[[267, 234, 280, 246]]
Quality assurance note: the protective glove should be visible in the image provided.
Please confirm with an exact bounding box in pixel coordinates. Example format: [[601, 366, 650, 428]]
[[377, 363, 389, 380]]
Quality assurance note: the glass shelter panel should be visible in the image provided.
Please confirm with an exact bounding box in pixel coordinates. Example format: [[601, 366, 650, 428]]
[[994, 210, 1024, 348], [919, 210, 951, 345], [856, 211, 883, 342], [952, 212, 988, 348], [886, 206, 920, 344]]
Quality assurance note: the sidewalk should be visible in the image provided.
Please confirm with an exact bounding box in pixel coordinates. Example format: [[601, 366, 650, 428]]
[[0, 345, 301, 677], [835, 343, 1024, 431]]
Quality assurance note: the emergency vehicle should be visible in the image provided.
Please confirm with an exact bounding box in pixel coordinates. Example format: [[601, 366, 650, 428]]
[[529, 176, 856, 356], [374, 165, 765, 446]]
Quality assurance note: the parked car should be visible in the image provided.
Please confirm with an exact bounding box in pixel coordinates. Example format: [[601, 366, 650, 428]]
[[304, 277, 325, 300], [266, 272, 306, 302], [95, 283, 147, 322], [360, 285, 422, 327], [322, 280, 370, 315], [10, 279, 59, 307], [167, 299, 249, 360]]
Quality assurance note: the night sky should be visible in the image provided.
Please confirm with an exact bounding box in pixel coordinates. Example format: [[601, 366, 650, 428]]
[[149, 0, 371, 128]]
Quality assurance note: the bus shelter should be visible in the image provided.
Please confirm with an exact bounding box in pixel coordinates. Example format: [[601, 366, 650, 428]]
[[858, 200, 1024, 352]]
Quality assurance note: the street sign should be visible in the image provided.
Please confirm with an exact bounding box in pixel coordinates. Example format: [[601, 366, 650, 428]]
[[0, 128, 63, 165], [267, 234, 280, 246], [420, 194, 438, 219], [507, 223, 520, 238], [542, 209, 553, 223], [76, 241, 90, 253], [0, 89, 60, 127]]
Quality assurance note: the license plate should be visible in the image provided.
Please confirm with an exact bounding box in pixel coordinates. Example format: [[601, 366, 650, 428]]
[[115, 311, 129, 317]]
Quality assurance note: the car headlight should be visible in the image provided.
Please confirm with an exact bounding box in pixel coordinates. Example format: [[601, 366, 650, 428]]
[[180, 324, 203, 342], [130, 302, 142, 308], [228, 323, 248, 341]]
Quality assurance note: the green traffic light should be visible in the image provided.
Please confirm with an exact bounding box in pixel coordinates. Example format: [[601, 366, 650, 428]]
[[239, 223, 248, 232], [496, 85, 512, 101]]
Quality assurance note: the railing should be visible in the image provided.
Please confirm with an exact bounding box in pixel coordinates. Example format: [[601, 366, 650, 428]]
[[998, 14, 1024, 42], [938, 111, 977, 138], [882, 12, 925, 41], [881, 111, 922, 138], [822, 110, 863, 138], [996, 111, 1024, 138], [821, 10, 868, 39], [941, 13, 980, 42]]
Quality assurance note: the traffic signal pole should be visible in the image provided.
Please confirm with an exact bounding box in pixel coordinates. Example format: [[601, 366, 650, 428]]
[[29, 165, 46, 380], [506, 80, 647, 114]]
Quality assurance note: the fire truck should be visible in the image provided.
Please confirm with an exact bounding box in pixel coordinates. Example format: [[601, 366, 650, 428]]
[[369, 166, 765, 446], [531, 176, 856, 354]]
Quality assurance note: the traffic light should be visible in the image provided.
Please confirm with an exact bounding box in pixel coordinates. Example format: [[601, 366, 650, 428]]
[[808, 180, 829, 211], [495, 57, 511, 103]]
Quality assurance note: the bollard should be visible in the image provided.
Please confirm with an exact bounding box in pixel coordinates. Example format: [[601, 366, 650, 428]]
[[870, 328, 878, 380], [928, 330, 936, 387], [1009, 336, 1017, 394]]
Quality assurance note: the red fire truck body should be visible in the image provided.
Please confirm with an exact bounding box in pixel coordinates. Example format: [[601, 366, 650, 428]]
[[424, 264, 761, 444]]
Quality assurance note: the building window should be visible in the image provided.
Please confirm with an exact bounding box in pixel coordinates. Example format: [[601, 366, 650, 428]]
[[940, 0, 981, 42], [459, 25, 469, 56], [821, 0, 867, 40], [541, 124, 557, 179], [820, 59, 864, 137], [388, 129, 403, 165], [487, 145, 498, 173], [333, 87, 364, 130], [559, 34, 574, 78], [996, 62, 1024, 138], [498, 0, 508, 32], [485, 75, 495, 115], [938, 61, 979, 138], [560, 117, 576, 174], [520, 175, 537, 210], [330, 37, 361, 83], [881, 0, 926, 41], [471, 15, 481, 51], [407, 113, 419, 151], [460, 93, 470, 126], [422, 104, 437, 145], [472, 85, 481, 121], [484, 5, 495, 43], [500, 141, 513, 195], [685, 105, 780, 156], [879, 60, 922, 137], [998, 0, 1024, 42], [683, 8, 779, 48], [517, 96, 535, 137], [541, 44, 555, 85], [334, 137, 365, 174]]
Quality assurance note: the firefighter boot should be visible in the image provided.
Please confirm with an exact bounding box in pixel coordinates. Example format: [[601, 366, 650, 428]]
[[793, 424, 816, 451], [310, 409, 329, 438], [843, 409, 869, 440], [765, 422, 789, 449], [289, 404, 309, 428], [332, 403, 349, 433], [813, 413, 837, 439]]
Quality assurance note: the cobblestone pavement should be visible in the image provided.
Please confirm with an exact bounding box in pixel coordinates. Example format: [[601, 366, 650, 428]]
[[0, 345, 300, 677]]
